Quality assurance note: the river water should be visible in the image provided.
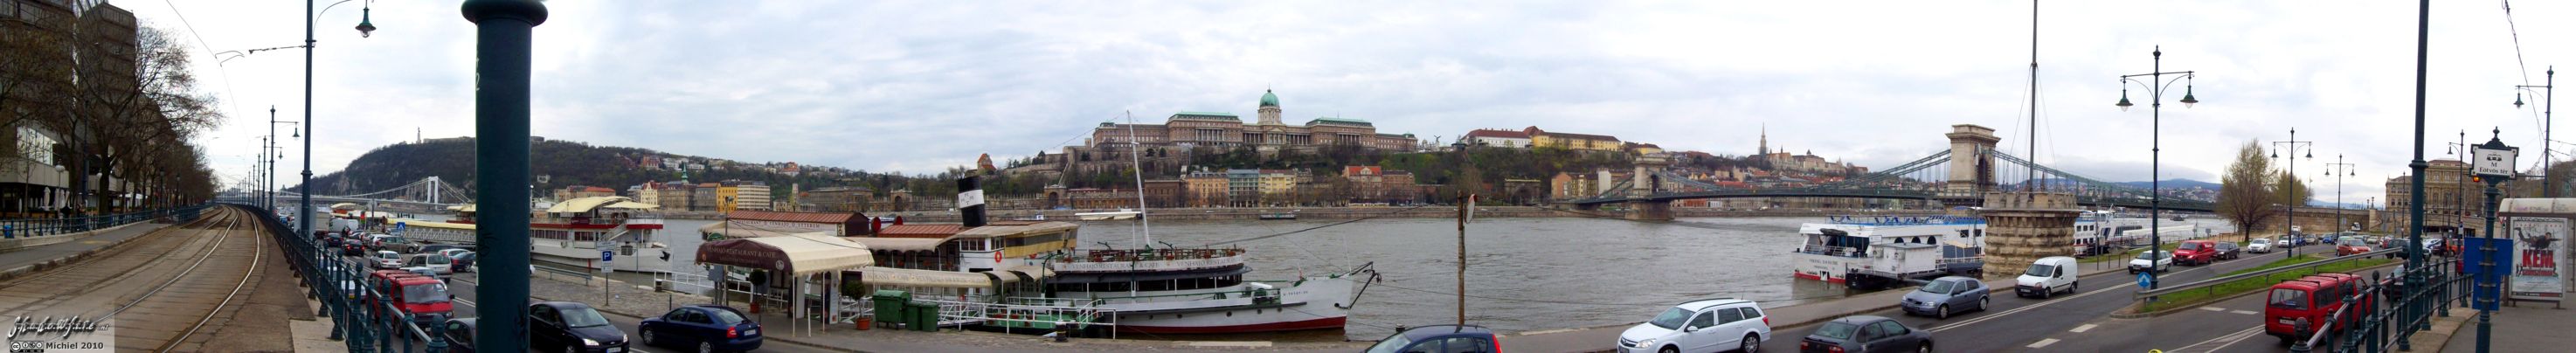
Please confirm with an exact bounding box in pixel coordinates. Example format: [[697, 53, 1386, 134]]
[[636, 216, 2235, 341]]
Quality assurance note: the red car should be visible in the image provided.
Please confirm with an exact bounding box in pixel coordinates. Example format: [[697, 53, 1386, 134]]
[[2336, 238, 2375, 257], [2173, 240, 2219, 266], [2265, 273, 2375, 344], [365, 272, 452, 328]]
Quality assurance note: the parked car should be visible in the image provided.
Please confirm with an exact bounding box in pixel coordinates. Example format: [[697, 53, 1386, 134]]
[[1366, 324, 1498, 353], [2173, 240, 2219, 266], [370, 234, 417, 253], [451, 252, 478, 273], [2336, 238, 2375, 257], [370, 251, 405, 269], [2265, 273, 2374, 345], [2247, 239, 2275, 253], [403, 253, 454, 276], [2129, 251, 2174, 274], [1616, 298, 1770, 353], [2015, 256, 2080, 298], [438, 248, 474, 260], [419, 244, 471, 254], [440, 318, 479, 353], [2213, 241, 2243, 260], [641, 305, 764, 352], [1901, 276, 1989, 320], [529, 301, 630, 352], [402, 266, 440, 280], [340, 243, 368, 257], [1798, 315, 1932, 353]]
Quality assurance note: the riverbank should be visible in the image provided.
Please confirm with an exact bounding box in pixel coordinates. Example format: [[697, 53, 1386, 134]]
[[715, 206, 1954, 222]]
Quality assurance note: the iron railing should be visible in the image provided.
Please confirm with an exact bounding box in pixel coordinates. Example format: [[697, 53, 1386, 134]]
[[2294, 255, 2474, 353], [0, 206, 205, 239]]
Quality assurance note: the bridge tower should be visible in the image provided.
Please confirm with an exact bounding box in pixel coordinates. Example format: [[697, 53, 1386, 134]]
[[1624, 154, 1674, 220], [1937, 124, 2000, 207]]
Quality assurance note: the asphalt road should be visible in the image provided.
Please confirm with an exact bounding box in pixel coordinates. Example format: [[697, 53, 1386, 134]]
[[440, 276, 836, 353], [1746, 242, 2342, 353]]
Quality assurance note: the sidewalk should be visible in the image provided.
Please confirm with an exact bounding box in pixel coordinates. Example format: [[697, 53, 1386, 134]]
[[0, 223, 163, 280], [1504, 260, 2133, 353], [2434, 303, 2572, 352]]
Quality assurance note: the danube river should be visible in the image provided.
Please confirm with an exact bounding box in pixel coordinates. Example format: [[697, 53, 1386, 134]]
[[643, 215, 2235, 341]]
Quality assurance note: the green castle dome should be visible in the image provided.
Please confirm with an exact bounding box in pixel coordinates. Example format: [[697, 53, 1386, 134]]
[[1259, 90, 1279, 107]]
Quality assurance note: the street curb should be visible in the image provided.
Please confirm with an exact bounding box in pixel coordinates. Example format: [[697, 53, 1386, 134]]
[[2108, 261, 2403, 319], [0, 223, 155, 282]]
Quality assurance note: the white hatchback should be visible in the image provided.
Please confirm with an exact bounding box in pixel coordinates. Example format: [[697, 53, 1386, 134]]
[[2247, 239, 2274, 253], [1617, 298, 1770, 353]]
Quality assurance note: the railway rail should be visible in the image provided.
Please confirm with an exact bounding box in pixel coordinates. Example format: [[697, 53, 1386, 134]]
[[0, 206, 274, 351]]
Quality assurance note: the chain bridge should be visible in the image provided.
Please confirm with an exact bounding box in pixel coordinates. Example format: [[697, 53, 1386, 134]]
[[1568, 124, 2217, 219]]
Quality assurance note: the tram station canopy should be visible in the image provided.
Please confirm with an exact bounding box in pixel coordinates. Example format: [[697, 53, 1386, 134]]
[[696, 232, 874, 276]]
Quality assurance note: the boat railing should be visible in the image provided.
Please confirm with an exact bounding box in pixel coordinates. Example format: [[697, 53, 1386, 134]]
[[911, 296, 1119, 337], [1075, 287, 1282, 304], [1935, 256, 1984, 266], [1058, 247, 1247, 263], [1797, 245, 1864, 257]]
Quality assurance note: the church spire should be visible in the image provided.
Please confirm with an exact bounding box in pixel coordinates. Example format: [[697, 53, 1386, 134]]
[[1758, 123, 1769, 155]]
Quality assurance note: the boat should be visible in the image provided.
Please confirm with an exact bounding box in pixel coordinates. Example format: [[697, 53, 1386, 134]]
[[1040, 249, 1373, 334], [1027, 112, 1372, 334], [388, 196, 679, 273], [1257, 212, 1298, 220], [1077, 210, 1141, 221], [1789, 216, 1997, 289]]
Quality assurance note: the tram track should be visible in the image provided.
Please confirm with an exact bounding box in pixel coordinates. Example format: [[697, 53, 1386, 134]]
[[0, 207, 274, 351]]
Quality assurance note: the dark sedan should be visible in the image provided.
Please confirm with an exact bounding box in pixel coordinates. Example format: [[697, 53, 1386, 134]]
[[440, 318, 478, 352], [1801, 315, 1932, 353], [641, 305, 763, 352], [530, 301, 630, 353]]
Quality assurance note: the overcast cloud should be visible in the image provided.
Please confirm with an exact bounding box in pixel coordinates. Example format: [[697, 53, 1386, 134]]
[[145, 0, 2576, 206]]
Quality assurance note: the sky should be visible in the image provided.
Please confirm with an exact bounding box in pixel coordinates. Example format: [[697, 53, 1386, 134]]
[[133, 0, 2576, 208]]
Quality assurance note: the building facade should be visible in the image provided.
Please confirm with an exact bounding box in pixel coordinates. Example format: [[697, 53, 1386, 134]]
[[2384, 159, 2476, 233], [1090, 90, 1418, 153]]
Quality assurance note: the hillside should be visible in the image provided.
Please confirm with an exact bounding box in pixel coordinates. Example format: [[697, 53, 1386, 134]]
[[291, 138, 927, 200]]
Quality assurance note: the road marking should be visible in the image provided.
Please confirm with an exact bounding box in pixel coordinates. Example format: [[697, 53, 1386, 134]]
[[2069, 324, 2096, 333], [2200, 307, 2225, 312], [2229, 309, 2259, 315], [2027, 338, 2060, 349], [2164, 326, 2264, 353], [1923, 251, 2275, 333]]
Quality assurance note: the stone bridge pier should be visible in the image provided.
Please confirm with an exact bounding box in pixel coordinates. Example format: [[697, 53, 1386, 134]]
[[1625, 200, 1672, 221]]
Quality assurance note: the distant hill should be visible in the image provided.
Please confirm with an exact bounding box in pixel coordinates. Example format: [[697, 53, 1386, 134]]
[[2115, 179, 2221, 190], [289, 138, 922, 200]]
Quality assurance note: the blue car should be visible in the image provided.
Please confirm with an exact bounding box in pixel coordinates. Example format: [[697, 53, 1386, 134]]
[[1367, 324, 1498, 353], [641, 305, 762, 352]]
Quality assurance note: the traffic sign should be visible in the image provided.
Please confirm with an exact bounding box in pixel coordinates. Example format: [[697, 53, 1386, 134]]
[[2464, 237, 2516, 310], [2136, 272, 2154, 288], [602, 250, 614, 262]]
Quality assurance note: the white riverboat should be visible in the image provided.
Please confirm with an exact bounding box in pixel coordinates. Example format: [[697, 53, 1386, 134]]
[[1039, 247, 1372, 334], [1789, 215, 2103, 289], [1076, 210, 1141, 221], [390, 196, 679, 273]]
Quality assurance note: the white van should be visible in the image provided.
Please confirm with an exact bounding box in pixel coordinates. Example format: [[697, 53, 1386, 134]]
[[2014, 256, 2080, 298]]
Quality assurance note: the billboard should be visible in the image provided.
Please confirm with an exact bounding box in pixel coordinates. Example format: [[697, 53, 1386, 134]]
[[2508, 217, 2567, 301]]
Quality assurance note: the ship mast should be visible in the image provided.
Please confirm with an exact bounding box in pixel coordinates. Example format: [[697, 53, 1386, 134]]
[[2025, 0, 2042, 192], [1125, 111, 1153, 246]]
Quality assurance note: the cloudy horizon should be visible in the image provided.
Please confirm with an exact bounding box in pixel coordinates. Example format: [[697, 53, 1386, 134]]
[[136, 0, 2576, 205]]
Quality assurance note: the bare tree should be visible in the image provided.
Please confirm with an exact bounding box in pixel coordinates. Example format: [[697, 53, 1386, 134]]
[[2217, 141, 2278, 241]]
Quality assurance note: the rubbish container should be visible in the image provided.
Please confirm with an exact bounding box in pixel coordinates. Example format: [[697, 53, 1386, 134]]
[[871, 290, 909, 329], [910, 302, 940, 331]]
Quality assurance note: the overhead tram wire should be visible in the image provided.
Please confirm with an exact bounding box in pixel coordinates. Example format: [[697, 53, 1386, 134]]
[[157, 0, 253, 131]]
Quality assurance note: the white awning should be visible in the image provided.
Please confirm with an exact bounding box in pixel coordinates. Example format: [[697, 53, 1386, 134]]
[[843, 237, 946, 252], [547, 196, 647, 213], [697, 232, 875, 276], [859, 266, 998, 289], [953, 222, 1079, 239]]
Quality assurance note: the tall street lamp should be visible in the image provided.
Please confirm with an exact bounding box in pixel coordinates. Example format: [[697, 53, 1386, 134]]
[[2274, 129, 2313, 257], [462, 1, 549, 351], [269, 107, 298, 215], [290, 0, 377, 346], [2516, 67, 2554, 197], [2325, 155, 2355, 235], [2116, 46, 2199, 289], [2449, 130, 2470, 236]]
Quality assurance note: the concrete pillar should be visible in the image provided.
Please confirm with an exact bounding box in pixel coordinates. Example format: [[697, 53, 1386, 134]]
[[1942, 125, 2001, 203], [1625, 200, 1672, 221], [1980, 191, 2080, 280]]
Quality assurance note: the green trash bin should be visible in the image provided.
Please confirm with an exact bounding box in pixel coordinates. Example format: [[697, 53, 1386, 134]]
[[910, 301, 940, 331], [870, 290, 910, 329]]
